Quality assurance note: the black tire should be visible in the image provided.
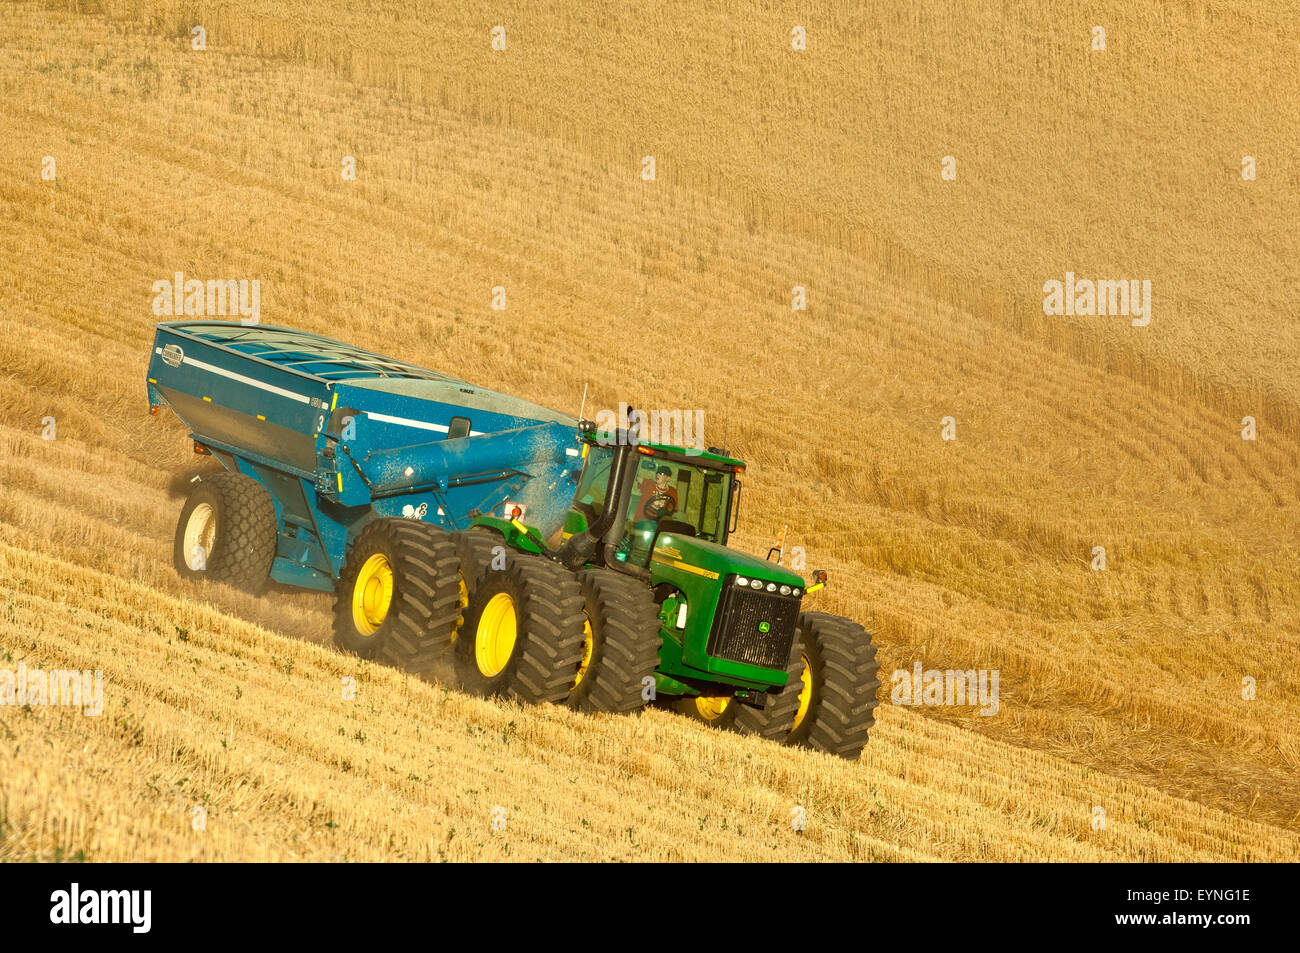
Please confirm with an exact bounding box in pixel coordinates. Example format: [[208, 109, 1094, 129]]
[[668, 640, 804, 737], [172, 471, 277, 594], [333, 519, 461, 672], [453, 526, 510, 589], [454, 553, 585, 704], [786, 611, 881, 759], [449, 526, 511, 638], [730, 643, 807, 740], [568, 568, 662, 713]]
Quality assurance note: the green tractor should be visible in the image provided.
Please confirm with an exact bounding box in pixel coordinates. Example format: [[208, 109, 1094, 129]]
[[454, 422, 882, 759]]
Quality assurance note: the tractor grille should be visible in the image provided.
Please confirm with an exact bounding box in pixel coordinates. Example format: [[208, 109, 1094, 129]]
[[707, 578, 800, 670]]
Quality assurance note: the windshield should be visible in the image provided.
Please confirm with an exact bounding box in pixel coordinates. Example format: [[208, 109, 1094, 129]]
[[570, 444, 616, 527], [565, 446, 734, 562], [618, 454, 732, 567], [625, 454, 731, 543]]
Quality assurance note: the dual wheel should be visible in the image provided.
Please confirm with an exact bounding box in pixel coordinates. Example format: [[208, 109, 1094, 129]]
[[676, 612, 882, 760], [334, 522, 661, 712]]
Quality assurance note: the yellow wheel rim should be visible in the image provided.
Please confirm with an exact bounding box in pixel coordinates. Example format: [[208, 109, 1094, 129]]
[[573, 616, 594, 689], [351, 553, 394, 635], [475, 592, 517, 677], [695, 695, 731, 720], [183, 502, 217, 565], [792, 654, 813, 730]]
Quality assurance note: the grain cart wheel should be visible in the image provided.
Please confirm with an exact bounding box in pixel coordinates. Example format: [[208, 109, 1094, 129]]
[[450, 526, 510, 643], [567, 568, 662, 714], [333, 520, 461, 672], [784, 612, 881, 759], [454, 553, 585, 704], [172, 471, 277, 594]]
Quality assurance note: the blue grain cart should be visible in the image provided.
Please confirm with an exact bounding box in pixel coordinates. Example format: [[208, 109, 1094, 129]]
[[147, 321, 584, 669], [147, 321, 881, 757]]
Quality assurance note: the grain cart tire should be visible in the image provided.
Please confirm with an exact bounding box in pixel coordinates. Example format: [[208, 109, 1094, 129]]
[[454, 553, 585, 704], [785, 612, 881, 759], [333, 519, 461, 672], [449, 526, 510, 638], [173, 471, 277, 594], [567, 568, 662, 714]]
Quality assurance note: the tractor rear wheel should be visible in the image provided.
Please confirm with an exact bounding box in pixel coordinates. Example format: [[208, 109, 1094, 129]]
[[784, 612, 881, 759], [333, 519, 461, 672], [172, 471, 277, 594], [449, 526, 510, 634], [567, 568, 662, 713], [454, 553, 586, 703]]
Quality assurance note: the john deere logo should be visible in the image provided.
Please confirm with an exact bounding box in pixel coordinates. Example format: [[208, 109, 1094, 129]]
[[758, 621, 771, 633]]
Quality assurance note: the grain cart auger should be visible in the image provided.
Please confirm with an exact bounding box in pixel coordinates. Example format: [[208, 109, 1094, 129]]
[[147, 321, 881, 758]]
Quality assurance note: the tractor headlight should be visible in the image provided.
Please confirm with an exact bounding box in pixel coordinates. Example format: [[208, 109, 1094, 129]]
[[766, 582, 777, 592], [792, 587, 802, 597], [735, 576, 749, 587], [750, 579, 762, 590], [779, 584, 792, 595]]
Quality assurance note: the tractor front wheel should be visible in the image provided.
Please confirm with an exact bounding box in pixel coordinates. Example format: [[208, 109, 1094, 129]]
[[673, 693, 742, 726], [729, 646, 808, 740], [333, 519, 461, 672], [670, 648, 805, 737], [784, 612, 881, 759]]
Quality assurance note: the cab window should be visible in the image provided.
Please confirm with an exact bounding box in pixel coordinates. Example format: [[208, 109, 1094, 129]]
[[619, 457, 732, 563]]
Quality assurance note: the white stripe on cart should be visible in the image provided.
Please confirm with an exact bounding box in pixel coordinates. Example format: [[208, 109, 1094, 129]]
[[155, 346, 311, 404]]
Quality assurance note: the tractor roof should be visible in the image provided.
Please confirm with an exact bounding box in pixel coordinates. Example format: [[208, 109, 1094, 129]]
[[583, 430, 745, 469]]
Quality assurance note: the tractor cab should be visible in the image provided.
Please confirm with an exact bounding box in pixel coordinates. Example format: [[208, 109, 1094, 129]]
[[561, 434, 743, 569]]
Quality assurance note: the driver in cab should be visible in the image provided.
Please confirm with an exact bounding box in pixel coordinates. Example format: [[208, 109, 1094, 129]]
[[636, 465, 678, 521]]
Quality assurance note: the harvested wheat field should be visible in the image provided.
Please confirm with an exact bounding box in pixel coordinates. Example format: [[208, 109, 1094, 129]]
[[0, 0, 1297, 861]]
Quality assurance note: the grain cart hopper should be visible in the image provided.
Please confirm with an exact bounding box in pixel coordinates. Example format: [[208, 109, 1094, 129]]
[[147, 321, 881, 758]]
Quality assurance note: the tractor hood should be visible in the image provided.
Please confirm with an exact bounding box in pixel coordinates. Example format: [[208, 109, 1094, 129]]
[[650, 533, 805, 588]]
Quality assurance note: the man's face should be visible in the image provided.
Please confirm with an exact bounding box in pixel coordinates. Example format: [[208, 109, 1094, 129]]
[[655, 471, 672, 489]]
